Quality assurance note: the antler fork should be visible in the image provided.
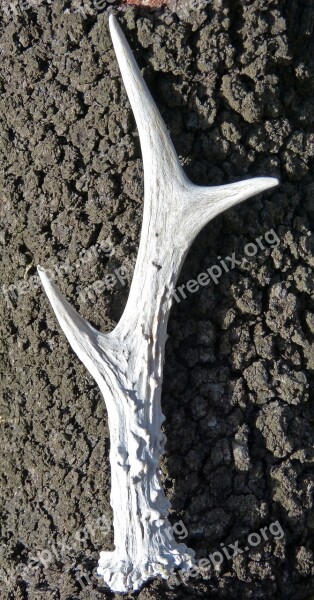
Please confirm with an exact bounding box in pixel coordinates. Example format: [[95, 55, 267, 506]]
[[37, 14, 278, 593]]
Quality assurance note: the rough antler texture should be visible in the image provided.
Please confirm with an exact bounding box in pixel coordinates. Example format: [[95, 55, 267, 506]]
[[37, 14, 279, 594]]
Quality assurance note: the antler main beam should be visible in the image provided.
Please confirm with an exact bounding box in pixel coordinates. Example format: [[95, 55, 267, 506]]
[[37, 14, 279, 593]]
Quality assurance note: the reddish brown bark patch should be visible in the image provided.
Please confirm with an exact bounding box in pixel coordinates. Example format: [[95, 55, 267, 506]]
[[124, 0, 167, 7]]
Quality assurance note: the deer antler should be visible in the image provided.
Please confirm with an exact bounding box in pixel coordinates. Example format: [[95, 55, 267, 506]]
[[37, 14, 279, 593]]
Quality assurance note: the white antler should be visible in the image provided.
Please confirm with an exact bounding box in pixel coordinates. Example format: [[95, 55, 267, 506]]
[[37, 14, 279, 594]]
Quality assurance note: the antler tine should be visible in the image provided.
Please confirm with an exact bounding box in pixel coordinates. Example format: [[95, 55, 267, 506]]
[[38, 14, 279, 594]]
